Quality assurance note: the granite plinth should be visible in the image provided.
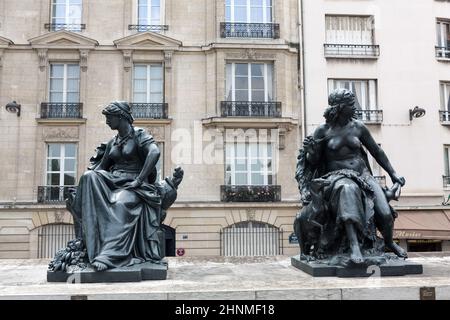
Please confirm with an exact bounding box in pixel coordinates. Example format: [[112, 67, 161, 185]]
[[47, 260, 167, 283], [291, 255, 423, 277]]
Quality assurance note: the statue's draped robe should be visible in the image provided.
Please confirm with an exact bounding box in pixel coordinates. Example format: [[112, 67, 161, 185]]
[[72, 129, 163, 268], [296, 139, 380, 254]]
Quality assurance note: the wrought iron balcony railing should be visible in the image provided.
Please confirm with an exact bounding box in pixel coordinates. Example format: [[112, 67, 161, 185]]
[[374, 176, 386, 188], [221, 101, 282, 117], [221, 185, 281, 202], [45, 23, 86, 32], [436, 46, 450, 59], [444, 176, 450, 188], [128, 25, 169, 32], [40, 103, 83, 119], [220, 22, 280, 39], [324, 44, 380, 57], [130, 103, 168, 119], [440, 111, 450, 123], [355, 109, 383, 124], [37, 186, 77, 203]]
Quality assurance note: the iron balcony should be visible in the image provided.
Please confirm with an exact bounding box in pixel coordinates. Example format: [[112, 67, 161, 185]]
[[130, 103, 168, 119], [37, 186, 76, 203], [436, 46, 450, 59], [40, 103, 83, 119], [220, 22, 280, 39], [221, 185, 281, 202], [355, 109, 383, 124], [221, 101, 282, 118], [324, 44, 380, 58], [128, 25, 169, 32], [44, 23, 86, 32]]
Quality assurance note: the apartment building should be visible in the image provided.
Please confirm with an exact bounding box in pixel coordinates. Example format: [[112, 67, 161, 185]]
[[301, 0, 450, 252], [0, 0, 301, 258]]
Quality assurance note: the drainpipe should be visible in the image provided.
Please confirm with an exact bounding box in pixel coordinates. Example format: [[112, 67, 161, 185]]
[[298, 0, 306, 140]]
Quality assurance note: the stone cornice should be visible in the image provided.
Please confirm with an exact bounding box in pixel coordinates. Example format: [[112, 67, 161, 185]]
[[28, 30, 99, 49]]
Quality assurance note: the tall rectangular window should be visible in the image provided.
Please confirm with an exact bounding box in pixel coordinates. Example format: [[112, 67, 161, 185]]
[[226, 63, 273, 102], [445, 146, 450, 189], [49, 64, 80, 103], [138, 0, 161, 25], [225, 0, 272, 23], [441, 82, 450, 111], [46, 143, 77, 187], [328, 79, 377, 111], [133, 64, 164, 103], [437, 19, 450, 49], [51, 0, 82, 31], [225, 139, 274, 186], [325, 15, 374, 45]]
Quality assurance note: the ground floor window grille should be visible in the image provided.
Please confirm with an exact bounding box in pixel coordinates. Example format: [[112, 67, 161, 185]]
[[220, 221, 283, 256], [37, 223, 75, 258]]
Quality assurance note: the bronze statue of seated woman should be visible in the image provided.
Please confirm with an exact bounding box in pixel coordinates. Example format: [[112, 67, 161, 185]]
[[294, 89, 407, 268], [49, 101, 183, 273]]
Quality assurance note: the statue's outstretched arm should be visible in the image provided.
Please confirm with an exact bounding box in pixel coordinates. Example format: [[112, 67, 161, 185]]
[[136, 143, 160, 185], [358, 121, 405, 186]]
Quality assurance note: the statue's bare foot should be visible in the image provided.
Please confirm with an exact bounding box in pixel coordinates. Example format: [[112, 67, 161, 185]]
[[350, 246, 364, 264], [92, 261, 108, 271], [387, 242, 408, 259]]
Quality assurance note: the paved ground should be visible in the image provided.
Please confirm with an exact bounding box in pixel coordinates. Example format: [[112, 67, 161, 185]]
[[0, 255, 449, 300]]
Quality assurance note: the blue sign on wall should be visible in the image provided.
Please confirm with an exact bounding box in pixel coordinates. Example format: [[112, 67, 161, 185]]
[[289, 233, 298, 244]]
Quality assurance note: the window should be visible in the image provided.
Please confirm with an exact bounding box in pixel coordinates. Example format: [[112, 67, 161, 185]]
[[328, 79, 377, 111], [133, 64, 164, 103], [325, 15, 374, 45], [46, 143, 77, 187], [226, 63, 273, 102], [50, 64, 80, 103], [441, 82, 450, 111], [444, 146, 450, 177], [138, 0, 162, 26], [225, 0, 273, 23], [437, 20, 450, 48], [225, 139, 274, 186], [51, 0, 83, 31]]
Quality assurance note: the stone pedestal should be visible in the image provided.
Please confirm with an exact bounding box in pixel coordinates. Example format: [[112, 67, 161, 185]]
[[291, 255, 423, 278], [47, 261, 167, 283]]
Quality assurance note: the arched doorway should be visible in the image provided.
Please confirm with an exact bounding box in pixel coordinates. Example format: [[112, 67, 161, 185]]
[[37, 223, 75, 258], [220, 221, 283, 256]]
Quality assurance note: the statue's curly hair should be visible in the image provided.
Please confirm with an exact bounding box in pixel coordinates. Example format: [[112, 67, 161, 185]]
[[324, 88, 357, 124]]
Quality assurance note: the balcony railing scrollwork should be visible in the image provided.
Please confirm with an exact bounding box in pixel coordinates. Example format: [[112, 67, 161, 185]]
[[45, 23, 86, 32], [221, 101, 282, 118], [440, 111, 450, 123], [443, 176, 450, 188], [436, 46, 450, 59], [355, 109, 383, 124], [128, 25, 169, 32], [40, 103, 83, 119], [37, 186, 77, 203], [130, 103, 168, 119], [221, 185, 281, 202], [324, 44, 380, 57], [220, 22, 280, 39]]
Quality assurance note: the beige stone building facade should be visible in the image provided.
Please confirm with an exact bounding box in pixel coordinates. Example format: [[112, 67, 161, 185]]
[[300, 0, 450, 252], [0, 0, 301, 258], [2, 0, 450, 260]]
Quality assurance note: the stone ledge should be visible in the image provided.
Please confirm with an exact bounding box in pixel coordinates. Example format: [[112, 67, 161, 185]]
[[1, 256, 450, 300]]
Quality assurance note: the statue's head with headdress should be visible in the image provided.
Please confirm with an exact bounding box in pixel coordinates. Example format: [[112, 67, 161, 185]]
[[102, 101, 134, 129], [324, 89, 357, 124]]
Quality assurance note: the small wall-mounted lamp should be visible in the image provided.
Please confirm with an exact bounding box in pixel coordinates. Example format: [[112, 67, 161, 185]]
[[409, 106, 426, 121], [5, 101, 21, 117]]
